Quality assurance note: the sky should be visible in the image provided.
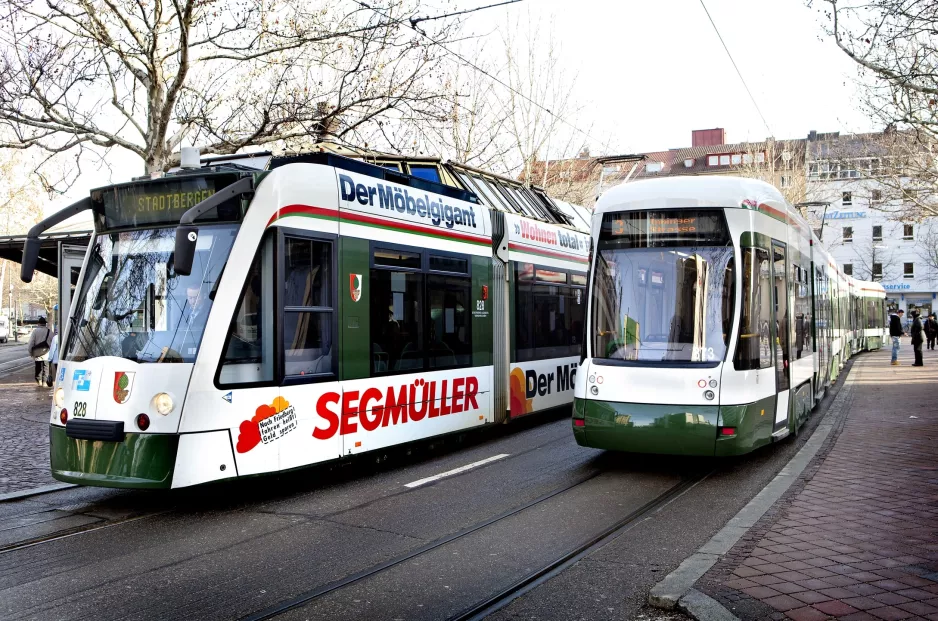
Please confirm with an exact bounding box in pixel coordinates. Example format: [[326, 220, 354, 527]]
[[470, 0, 876, 155], [47, 0, 875, 211]]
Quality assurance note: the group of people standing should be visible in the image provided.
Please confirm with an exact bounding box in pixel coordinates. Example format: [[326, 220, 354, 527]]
[[890, 308, 938, 367]]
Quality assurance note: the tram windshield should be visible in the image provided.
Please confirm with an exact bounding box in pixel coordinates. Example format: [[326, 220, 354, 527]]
[[591, 210, 735, 364], [63, 225, 238, 363]]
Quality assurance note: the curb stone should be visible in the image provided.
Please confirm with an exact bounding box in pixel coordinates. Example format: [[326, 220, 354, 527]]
[[647, 365, 859, 618], [677, 589, 739, 621]]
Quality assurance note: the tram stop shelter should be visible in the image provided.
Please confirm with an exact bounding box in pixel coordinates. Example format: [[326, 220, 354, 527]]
[[0, 210, 92, 340]]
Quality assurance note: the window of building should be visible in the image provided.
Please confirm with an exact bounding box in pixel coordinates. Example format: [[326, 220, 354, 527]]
[[755, 152, 765, 163], [370, 246, 471, 375], [873, 263, 883, 280], [872, 226, 882, 241], [904, 262, 914, 279], [515, 263, 586, 362], [871, 189, 882, 202], [218, 233, 276, 386], [780, 175, 791, 188], [645, 161, 663, 173], [842, 191, 852, 205], [707, 155, 719, 166], [903, 224, 914, 240], [843, 227, 853, 243], [407, 164, 442, 184], [743, 154, 754, 165], [731, 154, 741, 165], [282, 237, 335, 379], [843, 263, 853, 276], [719, 155, 730, 165]]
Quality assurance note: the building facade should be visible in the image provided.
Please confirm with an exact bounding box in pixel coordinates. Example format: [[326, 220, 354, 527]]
[[530, 127, 937, 316], [803, 131, 938, 318]]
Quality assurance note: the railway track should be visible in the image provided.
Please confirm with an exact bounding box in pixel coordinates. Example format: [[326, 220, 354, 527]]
[[242, 467, 714, 621]]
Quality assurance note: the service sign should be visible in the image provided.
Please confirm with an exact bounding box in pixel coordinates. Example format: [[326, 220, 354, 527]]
[[337, 171, 490, 246], [505, 213, 589, 267], [98, 177, 217, 229]]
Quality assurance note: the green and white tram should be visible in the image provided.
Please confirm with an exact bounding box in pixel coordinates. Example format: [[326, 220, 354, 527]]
[[23, 151, 590, 488], [572, 176, 885, 456]]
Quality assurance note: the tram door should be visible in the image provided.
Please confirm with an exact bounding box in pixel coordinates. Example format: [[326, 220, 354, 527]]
[[771, 241, 791, 432]]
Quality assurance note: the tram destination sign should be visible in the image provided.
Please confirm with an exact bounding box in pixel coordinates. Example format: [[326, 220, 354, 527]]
[[96, 177, 217, 228], [602, 209, 730, 247]]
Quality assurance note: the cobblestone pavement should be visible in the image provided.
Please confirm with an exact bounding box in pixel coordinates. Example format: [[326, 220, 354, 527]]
[[698, 346, 938, 621], [0, 366, 57, 494]]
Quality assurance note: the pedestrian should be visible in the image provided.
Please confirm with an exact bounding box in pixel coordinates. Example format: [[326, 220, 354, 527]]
[[927, 313, 938, 351], [889, 308, 905, 366], [27, 317, 52, 386], [46, 324, 59, 387], [910, 310, 924, 367]]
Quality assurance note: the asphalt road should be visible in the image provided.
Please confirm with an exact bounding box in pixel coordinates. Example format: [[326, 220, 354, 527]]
[[0, 341, 30, 370], [0, 367, 850, 621]]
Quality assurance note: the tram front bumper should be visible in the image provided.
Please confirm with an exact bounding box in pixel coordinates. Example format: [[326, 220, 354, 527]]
[[573, 398, 720, 456], [573, 396, 778, 456], [49, 425, 178, 489]]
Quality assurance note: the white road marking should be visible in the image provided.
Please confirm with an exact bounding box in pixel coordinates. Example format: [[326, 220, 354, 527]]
[[404, 454, 510, 488]]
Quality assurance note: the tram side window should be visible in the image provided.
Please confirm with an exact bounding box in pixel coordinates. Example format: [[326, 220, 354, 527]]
[[794, 264, 813, 359], [370, 248, 472, 375], [219, 234, 275, 385], [866, 298, 881, 329], [428, 272, 471, 368], [283, 237, 335, 379], [407, 164, 442, 184], [734, 248, 773, 370], [515, 263, 586, 362]]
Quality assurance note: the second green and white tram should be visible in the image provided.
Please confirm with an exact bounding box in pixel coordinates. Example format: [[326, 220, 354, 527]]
[[24, 152, 591, 488], [573, 176, 885, 456]]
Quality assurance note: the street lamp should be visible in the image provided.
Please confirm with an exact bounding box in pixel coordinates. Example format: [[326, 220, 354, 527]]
[[795, 201, 832, 241]]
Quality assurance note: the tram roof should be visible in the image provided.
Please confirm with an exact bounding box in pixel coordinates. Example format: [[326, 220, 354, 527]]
[[166, 142, 585, 230], [594, 175, 793, 217]]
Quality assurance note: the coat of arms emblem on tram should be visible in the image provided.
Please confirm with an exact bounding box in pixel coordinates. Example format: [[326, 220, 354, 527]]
[[350, 273, 362, 302], [113, 371, 136, 404]]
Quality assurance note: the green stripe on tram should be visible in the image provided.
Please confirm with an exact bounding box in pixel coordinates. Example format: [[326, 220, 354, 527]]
[[573, 394, 779, 457], [49, 426, 177, 489]]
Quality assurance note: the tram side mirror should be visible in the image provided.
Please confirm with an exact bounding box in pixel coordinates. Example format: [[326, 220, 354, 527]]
[[174, 225, 199, 276], [20, 237, 41, 283]]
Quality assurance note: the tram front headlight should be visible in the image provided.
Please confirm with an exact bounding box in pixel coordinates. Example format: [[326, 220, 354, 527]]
[[53, 387, 65, 408], [153, 393, 174, 416]]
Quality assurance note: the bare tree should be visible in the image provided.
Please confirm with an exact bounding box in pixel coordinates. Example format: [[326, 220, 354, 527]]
[[916, 221, 938, 285], [849, 239, 899, 282], [813, 1, 938, 217], [806, 130, 937, 220], [495, 12, 587, 180], [737, 139, 809, 207], [0, 148, 47, 313], [0, 0, 464, 182]]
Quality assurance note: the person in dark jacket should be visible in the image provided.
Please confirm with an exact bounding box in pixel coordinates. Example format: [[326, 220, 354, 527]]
[[910, 310, 924, 367], [926, 313, 938, 351], [889, 309, 905, 365]]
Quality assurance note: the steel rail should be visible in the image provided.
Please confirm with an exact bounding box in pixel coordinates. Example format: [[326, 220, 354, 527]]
[[448, 469, 716, 621], [243, 467, 714, 621]]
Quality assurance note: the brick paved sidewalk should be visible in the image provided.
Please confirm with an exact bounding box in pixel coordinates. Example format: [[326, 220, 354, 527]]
[[0, 366, 57, 494], [698, 345, 938, 621]]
